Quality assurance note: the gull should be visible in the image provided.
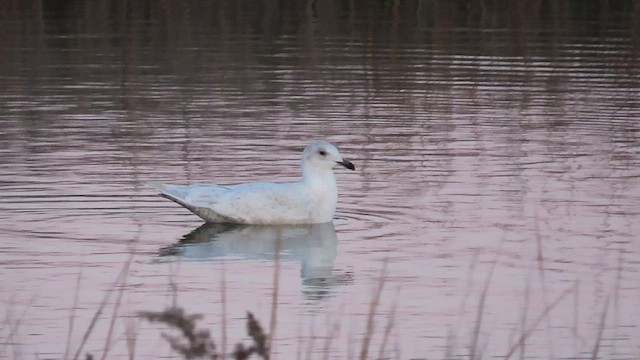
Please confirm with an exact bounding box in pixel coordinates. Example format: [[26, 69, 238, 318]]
[[147, 140, 355, 225]]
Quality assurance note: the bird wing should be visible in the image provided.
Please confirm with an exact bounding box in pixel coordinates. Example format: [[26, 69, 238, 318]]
[[204, 182, 313, 224], [146, 182, 312, 224]]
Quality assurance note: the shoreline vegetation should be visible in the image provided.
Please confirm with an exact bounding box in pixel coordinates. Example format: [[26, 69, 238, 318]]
[[2, 244, 625, 360], [3, 1, 638, 69]]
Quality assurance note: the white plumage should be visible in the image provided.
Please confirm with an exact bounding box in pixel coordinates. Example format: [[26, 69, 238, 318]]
[[147, 140, 355, 225]]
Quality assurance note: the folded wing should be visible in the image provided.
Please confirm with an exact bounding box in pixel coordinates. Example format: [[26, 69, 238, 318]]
[[146, 182, 313, 224]]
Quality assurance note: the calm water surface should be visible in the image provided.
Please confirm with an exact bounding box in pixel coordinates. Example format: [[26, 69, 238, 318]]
[[1, 1, 640, 359]]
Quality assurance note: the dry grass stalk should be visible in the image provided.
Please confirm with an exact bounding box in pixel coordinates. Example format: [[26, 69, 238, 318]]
[[64, 267, 83, 360], [359, 260, 387, 360], [219, 260, 228, 358], [322, 306, 345, 360], [518, 273, 532, 360], [443, 326, 457, 360], [469, 248, 500, 360], [268, 237, 282, 359], [304, 317, 317, 360], [295, 322, 303, 360], [123, 315, 138, 360], [534, 211, 556, 359], [459, 250, 480, 318], [610, 250, 624, 356], [572, 280, 580, 339], [590, 297, 610, 360], [377, 289, 399, 359], [101, 252, 133, 360], [504, 286, 573, 359], [72, 253, 133, 360], [0, 294, 37, 358], [321, 321, 340, 360]]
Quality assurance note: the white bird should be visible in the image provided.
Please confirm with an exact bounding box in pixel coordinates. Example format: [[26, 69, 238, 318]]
[[147, 140, 355, 225]]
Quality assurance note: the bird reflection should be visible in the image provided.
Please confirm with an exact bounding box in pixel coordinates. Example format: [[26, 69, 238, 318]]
[[158, 222, 352, 300]]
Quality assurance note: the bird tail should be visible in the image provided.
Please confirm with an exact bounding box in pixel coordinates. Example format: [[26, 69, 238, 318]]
[[145, 182, 185, 199], [145, 182, 234, 223]]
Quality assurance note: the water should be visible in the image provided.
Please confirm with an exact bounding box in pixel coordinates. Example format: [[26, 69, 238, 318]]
[[2, 1, 640, 359]]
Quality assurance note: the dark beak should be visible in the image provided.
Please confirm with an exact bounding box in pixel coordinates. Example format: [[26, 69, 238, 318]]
[[337, 159, 355, 171]]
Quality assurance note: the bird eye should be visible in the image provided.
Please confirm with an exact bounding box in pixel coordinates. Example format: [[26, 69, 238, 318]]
[[319, 150, 327, 156]]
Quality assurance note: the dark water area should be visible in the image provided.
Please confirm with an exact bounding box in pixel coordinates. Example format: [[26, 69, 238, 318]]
[[1, 1, 640, 359]]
